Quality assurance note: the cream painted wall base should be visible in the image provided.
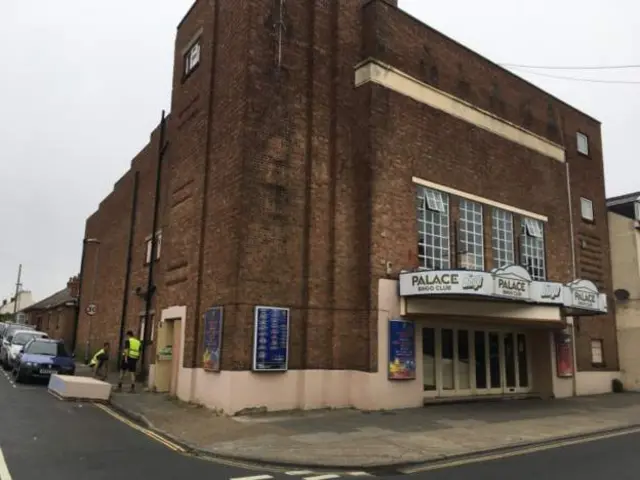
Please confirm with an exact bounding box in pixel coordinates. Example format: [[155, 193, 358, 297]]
[[575, 371, 619, 396], [148, 282, 616, 414]]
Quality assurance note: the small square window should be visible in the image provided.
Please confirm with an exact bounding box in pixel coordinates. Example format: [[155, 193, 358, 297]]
[[424, 189, 445, 213], [576, 132, 589, 156], [523, 218, 543, 238], [184, 41, 201, 76], [580, 197, 594, 222], [590, 339, 603, 365]]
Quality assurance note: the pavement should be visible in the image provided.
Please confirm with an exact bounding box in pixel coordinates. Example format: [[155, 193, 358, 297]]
[[3, 363, 640, 479], [105, 375, 640, 470], [0, 367, 368, 479]]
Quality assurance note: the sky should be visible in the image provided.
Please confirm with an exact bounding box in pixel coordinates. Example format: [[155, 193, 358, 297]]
[[0, 0, 638, 302]]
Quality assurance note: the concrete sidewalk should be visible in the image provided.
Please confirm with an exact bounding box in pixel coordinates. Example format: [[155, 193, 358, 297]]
[[105, 389, 640, 468]]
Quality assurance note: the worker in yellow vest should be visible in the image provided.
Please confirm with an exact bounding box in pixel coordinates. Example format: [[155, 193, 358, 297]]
[[89, 342, 110, 380], [117, 330, 141, 392]]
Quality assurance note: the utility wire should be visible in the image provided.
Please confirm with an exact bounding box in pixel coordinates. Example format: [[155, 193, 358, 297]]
[[500, 62, 640, 70], [507, 67, 640, 85]]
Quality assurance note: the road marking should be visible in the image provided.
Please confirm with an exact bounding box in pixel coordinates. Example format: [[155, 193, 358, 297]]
[[403, 425, 640, 474], [303, 475, 341, 480], [345, 474, 371, 477], [285, 472, 314, 476], [229, 476, 273, 480], [0, 447, 13, 480], [94, 403, 186, 453]]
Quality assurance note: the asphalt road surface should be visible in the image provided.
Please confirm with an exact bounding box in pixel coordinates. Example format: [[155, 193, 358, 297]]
[[0, 370, 370, 479], [1, 368, 639, 480], [387, 428, 640, 480]]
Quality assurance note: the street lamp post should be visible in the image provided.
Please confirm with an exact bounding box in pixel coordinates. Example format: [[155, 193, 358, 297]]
[[83, 238, 100, 364]]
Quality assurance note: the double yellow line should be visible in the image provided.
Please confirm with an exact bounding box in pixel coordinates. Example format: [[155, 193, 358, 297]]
[[94, 403, 187, 453]]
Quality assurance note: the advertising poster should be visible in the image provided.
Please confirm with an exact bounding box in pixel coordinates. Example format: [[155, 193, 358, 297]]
[[388, 319, 416, 380], [202, 306, 223, 372], [555, 332, 574, 378], [252, 306, 290, 371]]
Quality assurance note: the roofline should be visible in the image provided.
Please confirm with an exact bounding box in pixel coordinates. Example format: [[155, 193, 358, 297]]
[[371, 0, 601, 124], [177, 0, 199, 30], [606, 191, 640, 207]]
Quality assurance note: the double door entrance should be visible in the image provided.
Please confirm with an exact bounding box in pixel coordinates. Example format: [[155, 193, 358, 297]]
[[422, 326, 532, 397]]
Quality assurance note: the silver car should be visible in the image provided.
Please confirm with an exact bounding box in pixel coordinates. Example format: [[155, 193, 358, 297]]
[[6, 331, 49, 370], [1, 326, 36, 369]]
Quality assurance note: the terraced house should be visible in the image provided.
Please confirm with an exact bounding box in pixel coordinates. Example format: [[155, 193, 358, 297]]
[[76, 0, 617, 414]]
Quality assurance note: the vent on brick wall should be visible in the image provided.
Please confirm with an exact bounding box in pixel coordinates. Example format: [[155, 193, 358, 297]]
[[420, 46, 439, 86], [456, 63, 473, 101], [577, 232, 605, 291], [489, 82, 506, 114], [520, 99, 533, 129], [546, 102, 559, 141]]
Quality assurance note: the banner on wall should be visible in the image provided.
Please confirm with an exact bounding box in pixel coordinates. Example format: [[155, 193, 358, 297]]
[[252, 306, 290, 372], [388, 319, 416, 380], [203, 306, 223, 372], [555, 331, 574, 378]]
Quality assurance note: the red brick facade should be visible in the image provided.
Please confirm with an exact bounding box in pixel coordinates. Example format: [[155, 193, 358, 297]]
[[76, 0, 617, 376]]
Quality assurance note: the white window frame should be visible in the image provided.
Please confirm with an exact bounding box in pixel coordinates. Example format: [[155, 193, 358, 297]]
[[580, 197, 594, 222], [184, 41, 201, 75], [458, 199, 484, 270], [417, 187, 450, 270], [492, 208, 515, 268], [145, 231, 162, 264], [523, 218, 543, 238], [521, 217, 546, 281], [576, 132, 589, 156], [590, 339, 604, 365]]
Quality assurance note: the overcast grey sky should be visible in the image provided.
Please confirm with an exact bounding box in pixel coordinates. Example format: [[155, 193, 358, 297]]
[[0, 1, 637, 301]]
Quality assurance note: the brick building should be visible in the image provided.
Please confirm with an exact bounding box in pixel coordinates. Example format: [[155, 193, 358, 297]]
[[24, 277, 79, 349], [76, 0, 617, 413]]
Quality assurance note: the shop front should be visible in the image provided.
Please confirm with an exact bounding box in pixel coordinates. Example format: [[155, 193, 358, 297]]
[[392, 265, 608, 403]]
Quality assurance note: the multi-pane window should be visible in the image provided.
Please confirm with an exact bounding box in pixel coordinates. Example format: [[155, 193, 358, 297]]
[[184, 41, 201, 76], [590, 339, 604, 365], [458, 199, 484, 270], [417, 187, 450, 270], [520, 217, 546, 280], [492, 208, 514, 267], [576, 132, 589, 156]]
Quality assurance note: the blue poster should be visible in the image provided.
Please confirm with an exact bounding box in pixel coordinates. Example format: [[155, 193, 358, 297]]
[[388, 319, 416, 380], [253, 306, 290, 371], [202, 306, 223, 372]]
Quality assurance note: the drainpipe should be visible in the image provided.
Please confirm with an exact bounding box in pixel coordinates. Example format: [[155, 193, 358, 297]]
[[118, 171, 140, 360], [71, 241, 88, 354], [140, 111, 168, 380], [565, 160, 579, 397]]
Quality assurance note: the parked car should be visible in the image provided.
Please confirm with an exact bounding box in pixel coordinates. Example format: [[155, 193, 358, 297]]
[[6, 330, 48, 370], [0, 325, 36, 369], [14, 338, 75, 383]]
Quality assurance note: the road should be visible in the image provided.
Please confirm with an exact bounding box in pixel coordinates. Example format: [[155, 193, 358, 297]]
[[0, 370, 369, 479], [1, 368, 639, 480]]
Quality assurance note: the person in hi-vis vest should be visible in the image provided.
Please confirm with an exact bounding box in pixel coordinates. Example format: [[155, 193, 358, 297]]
[[117, 330, 141, 392]]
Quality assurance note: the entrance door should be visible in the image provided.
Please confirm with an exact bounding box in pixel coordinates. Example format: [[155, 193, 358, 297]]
[[423, 326, 532, 398]]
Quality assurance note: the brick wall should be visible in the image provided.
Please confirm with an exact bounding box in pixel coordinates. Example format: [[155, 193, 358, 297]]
[[80, 0, 617, 375]]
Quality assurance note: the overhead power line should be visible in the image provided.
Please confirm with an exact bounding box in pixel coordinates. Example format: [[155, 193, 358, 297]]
[[507, 68, 640, 85], [500, 62, 640, 70]]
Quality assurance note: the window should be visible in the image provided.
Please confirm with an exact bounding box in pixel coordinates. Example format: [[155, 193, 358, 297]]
[[576, 132, 589, 156], [184, 41, 201, 76], [590, 339, 604, 365], [635, 201, 640, 221], [417, 187, 450, 270], [145, 231, 162, 264], [458, 199, 484, 270], [580, 197, 594, 222], [492, 208, 515, 267], [520, 217, 546, 281]]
